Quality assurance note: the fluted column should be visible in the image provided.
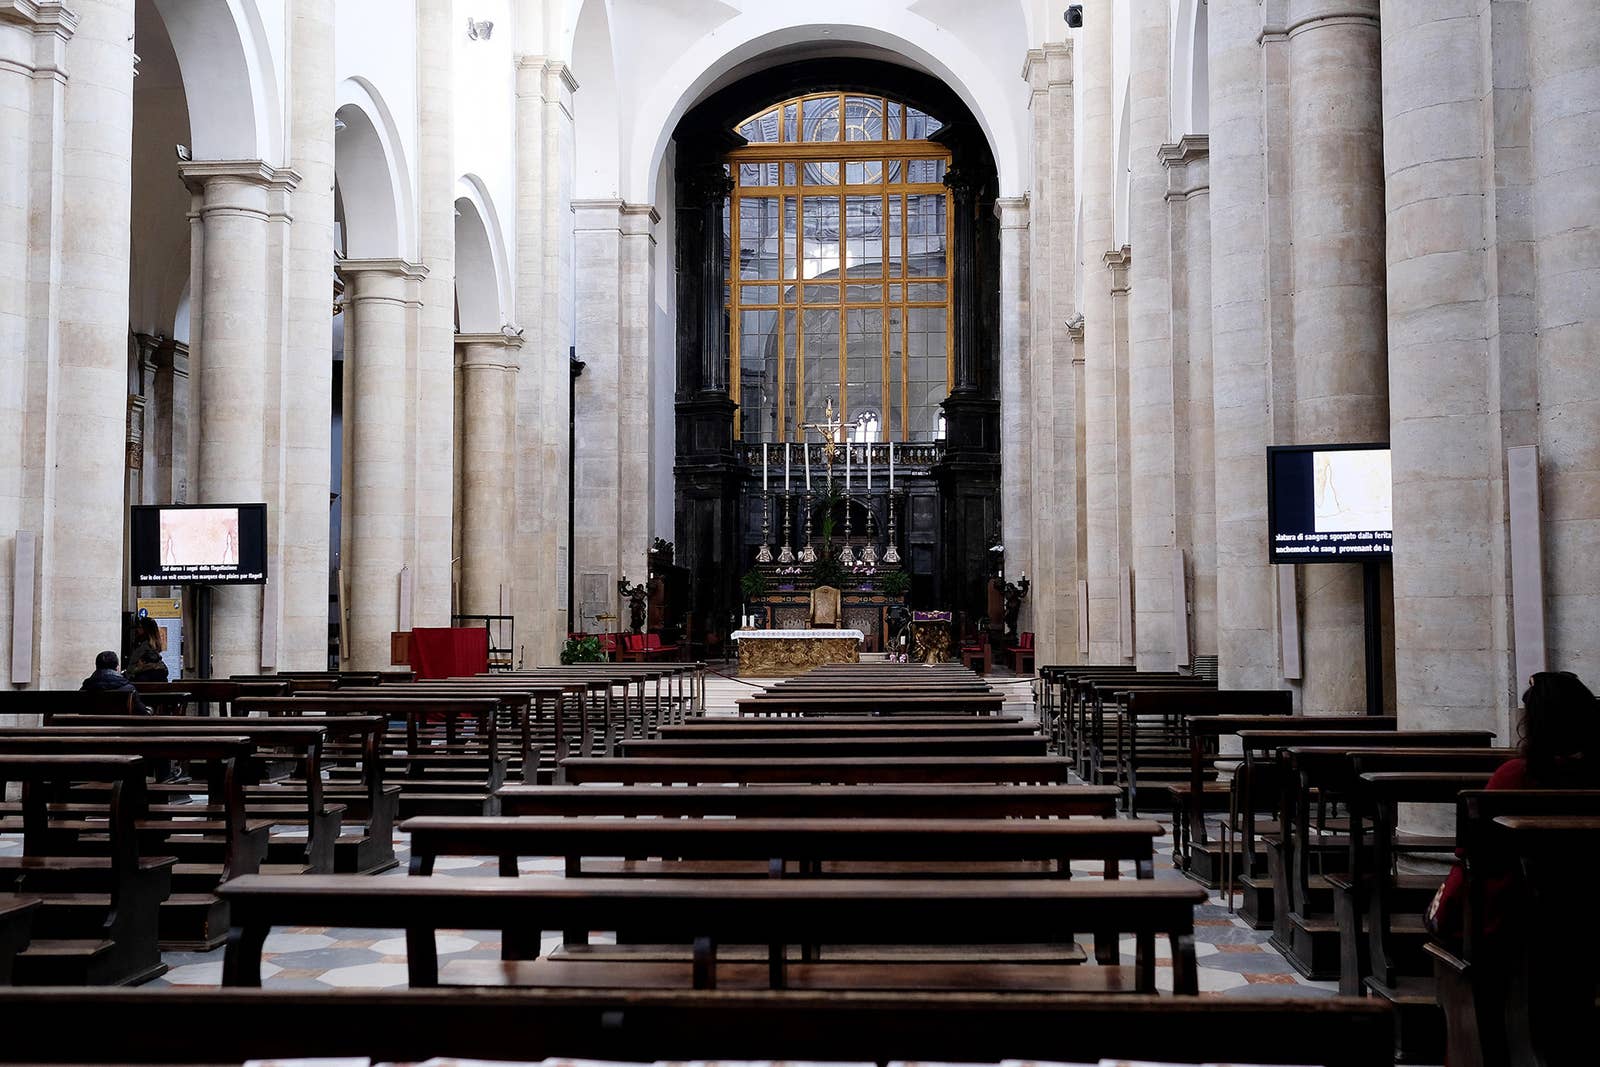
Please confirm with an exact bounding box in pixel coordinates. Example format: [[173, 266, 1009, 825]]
[[1209, 0, 1280, 690], [1127, 0, 1177, 671], [179, 161, 292, 676], [1288, 0, 1389, 712], [1079, 10, 1125, 664], [1531, 0, 1600, 679], [994, 196, 1032, 603], [34, 0, 128, 686], [457, 332, 521, 616], [414, 0, 455, 627], [280, 0, 337, 670], [340, 259, 426, 670]]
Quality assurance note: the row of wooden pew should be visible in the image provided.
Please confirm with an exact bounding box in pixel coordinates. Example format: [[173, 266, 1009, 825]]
[[1038, 662, 1600, 1065]]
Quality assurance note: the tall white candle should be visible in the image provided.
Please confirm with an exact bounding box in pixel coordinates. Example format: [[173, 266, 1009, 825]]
[[762, 443, 768, 493], [784, 442, 791, 492], [804, 441, 811, 491], [888, 442, 895, 492], [866, 439, 872, 491], [845, 433, 851, 493]]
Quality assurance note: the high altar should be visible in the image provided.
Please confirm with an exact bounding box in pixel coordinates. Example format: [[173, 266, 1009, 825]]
[[730, 628, 864, 676]]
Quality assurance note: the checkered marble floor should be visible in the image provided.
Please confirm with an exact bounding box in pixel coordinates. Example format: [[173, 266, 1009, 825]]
[[0, 670, 1336, 996]]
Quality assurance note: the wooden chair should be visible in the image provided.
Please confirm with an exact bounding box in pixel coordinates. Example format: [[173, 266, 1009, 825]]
[[808, 584, 842, 629], [1006, 631, 1035, 673]]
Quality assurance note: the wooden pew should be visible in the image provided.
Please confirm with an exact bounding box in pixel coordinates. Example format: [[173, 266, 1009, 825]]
[[46, 710, 396, 876], [0, 754, 171, 984], [134, 679, 291, 716], [0, 987, 1395, 1067], [735, 693, 1007, 718], [0, 734, 263, 949], [0, 690, 142, 722], [1178, 714, 1398, 887], [1429, 789, 1600, 1067], [1113, 688, 1293, 816], [496, 783, 1122, 820], [1271, 742, 1508, 980], [234, 694, 506, 815], [658, 718, 1032, 738], [1074, 676, 1214, 781], [618, 735, 1051, 759], [559, 755, 1075, 786], [218, 873, 1207, 993]]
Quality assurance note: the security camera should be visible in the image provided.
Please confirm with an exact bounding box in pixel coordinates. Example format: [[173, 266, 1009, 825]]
[[1064, 5, 1084, 28]]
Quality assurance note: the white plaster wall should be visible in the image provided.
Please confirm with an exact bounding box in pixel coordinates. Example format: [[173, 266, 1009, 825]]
[[453, 0, 517, 322], [336, 0, 419, 254]]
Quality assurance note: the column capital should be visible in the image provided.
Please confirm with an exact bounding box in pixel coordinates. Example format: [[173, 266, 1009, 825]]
[[0, 0, 75, 36], [456, 331, 523, 370], [1159, 134, 1210, 168], [179, 159, 300, 197], [1285, 1, 1380, 38], [455, 329, 525, 350], [994, 195, 1030, 228], [1066, 314, 1085, 344], [338, 258, 428, 303]]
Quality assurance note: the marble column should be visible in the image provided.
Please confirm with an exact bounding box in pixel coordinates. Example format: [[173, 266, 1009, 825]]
[[571, 200, 623, 629], [618, 204, 656, 590], [340, 259, 426, 670], [994, 196, 1032, 606], [1530, 0, 1600, 680], [1078, 10, 1125, 664], [457, 332, 521, 616], [279, 0, 337, 670], [513, 55, 576, 659], [1379, 0, 1519, 736], [1163, 137, 1216, 660], [1127, 0, 1177, 671], [1023, 49, 1057, 658], [413, 0, 455, 628], [1108, 246, 1135, 659], [1288, 0, 1389, 712], [178, 161, 288, 676], [1209, 0, 1280, 690]]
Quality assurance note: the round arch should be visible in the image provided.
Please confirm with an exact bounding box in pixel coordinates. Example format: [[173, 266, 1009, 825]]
[[618, 10, 1029, 202], [454, 175, 512, 332], [1172, 0, 1210, 136], [150, 0, 279, 161], [571, 0, 621, 198], [335, 77, 415, 261]]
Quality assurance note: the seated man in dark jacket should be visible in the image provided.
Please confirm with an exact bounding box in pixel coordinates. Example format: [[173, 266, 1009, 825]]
[[80, 651, 148, 713]]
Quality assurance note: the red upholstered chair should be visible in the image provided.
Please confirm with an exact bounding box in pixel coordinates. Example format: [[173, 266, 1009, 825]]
[[960, 631, 992, 675], [1007, 631, 1035, 674], [597, 633, 619, 657], [619, 633, 648, 662], [644, 632, 681, 661]]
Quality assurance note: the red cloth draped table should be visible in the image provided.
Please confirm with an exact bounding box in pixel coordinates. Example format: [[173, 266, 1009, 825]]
[[408, 627, 490, 680]]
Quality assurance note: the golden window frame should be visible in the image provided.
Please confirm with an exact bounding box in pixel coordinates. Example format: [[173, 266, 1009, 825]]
[[726, 92, 955, 443]]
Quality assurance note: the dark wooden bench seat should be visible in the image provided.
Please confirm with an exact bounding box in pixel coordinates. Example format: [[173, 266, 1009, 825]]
[[0, 754, 170, 984], [0, 987, 1393, 1066], [736, 693, 1007, 718], [496, 783, 1122, 820], [558, 755, 1074, 785], [219, 873, 1207, 993], [619, 735, 1049, 758], [658, 718, 1031, 738]]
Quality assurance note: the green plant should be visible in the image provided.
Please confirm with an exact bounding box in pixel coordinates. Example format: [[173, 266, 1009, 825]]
[[740, 568, 769, 601], [879, 569, 911, 598], [559, 636, 607, 664], [811, 553, 846, 590]]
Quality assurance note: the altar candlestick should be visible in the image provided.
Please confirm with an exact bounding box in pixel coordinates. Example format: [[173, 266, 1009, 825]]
[[804, 441, 811, 491], [762, 443, 768, 493], [784, 443, 791, 492]]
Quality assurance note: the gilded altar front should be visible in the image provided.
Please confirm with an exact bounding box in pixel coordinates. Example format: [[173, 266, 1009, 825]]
[[731, 629, 864, 676]]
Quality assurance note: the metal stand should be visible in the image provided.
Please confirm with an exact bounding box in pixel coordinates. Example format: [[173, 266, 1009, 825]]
[[839, 494, 857, 566], [777, 495, 794, 565], [883, 494, 901, 565], [1362, 560, 1384, 715], [756, 494, 773, 564], [799, 490, 817, 564]]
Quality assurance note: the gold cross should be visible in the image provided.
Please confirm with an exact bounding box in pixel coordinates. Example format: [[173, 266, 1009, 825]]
[[803, 396, 844, 466]]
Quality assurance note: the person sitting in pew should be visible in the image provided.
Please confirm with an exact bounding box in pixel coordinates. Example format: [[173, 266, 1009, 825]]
[[80, 651, 187, 785], [1429, 670, 1600, 946]]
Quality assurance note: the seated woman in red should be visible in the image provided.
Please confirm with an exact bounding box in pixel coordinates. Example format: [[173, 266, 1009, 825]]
[[1429, 670, 1600, 944]]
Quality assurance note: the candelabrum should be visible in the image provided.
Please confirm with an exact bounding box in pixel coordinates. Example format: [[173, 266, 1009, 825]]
[[883, 492, 902, 565], [777, 494, 795, 564], [861, 504, 879, 566], [839, 491, 857, 566], [799, 489, 818, 564], [756, 493, 773, 563]]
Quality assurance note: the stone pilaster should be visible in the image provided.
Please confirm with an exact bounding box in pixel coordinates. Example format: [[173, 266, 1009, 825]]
[[513, 55, 576, 659], [1530, 0, 1600, 681], [1287, 0, 1391, 712], [280, 0, 337, 670], [1079, 11, 1125, 664], [414, 0, 455, 629], [34, 0, 126, 688], [1127, 0, 1178, 672], [1209, 0, 1281, 690], [339, 259, 426, 670], [993, 196, 1031, 603], [456, 332, 521, 616], [1163, 136, 1215, 660]]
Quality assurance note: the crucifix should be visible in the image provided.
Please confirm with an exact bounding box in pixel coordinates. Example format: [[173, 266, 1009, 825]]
[[803, 395, 846, 472]]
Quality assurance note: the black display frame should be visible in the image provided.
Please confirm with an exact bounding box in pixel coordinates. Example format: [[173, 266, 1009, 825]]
[[130, 502, 269, 586], [1265, 442, 1393, 565]]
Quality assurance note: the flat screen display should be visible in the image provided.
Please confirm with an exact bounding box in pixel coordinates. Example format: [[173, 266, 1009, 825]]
[[1267, 445, 1392, 563], [130, 504, 268, 585]]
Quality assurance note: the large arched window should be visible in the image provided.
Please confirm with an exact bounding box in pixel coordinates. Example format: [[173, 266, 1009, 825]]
[[727, 93, 953, 443]]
